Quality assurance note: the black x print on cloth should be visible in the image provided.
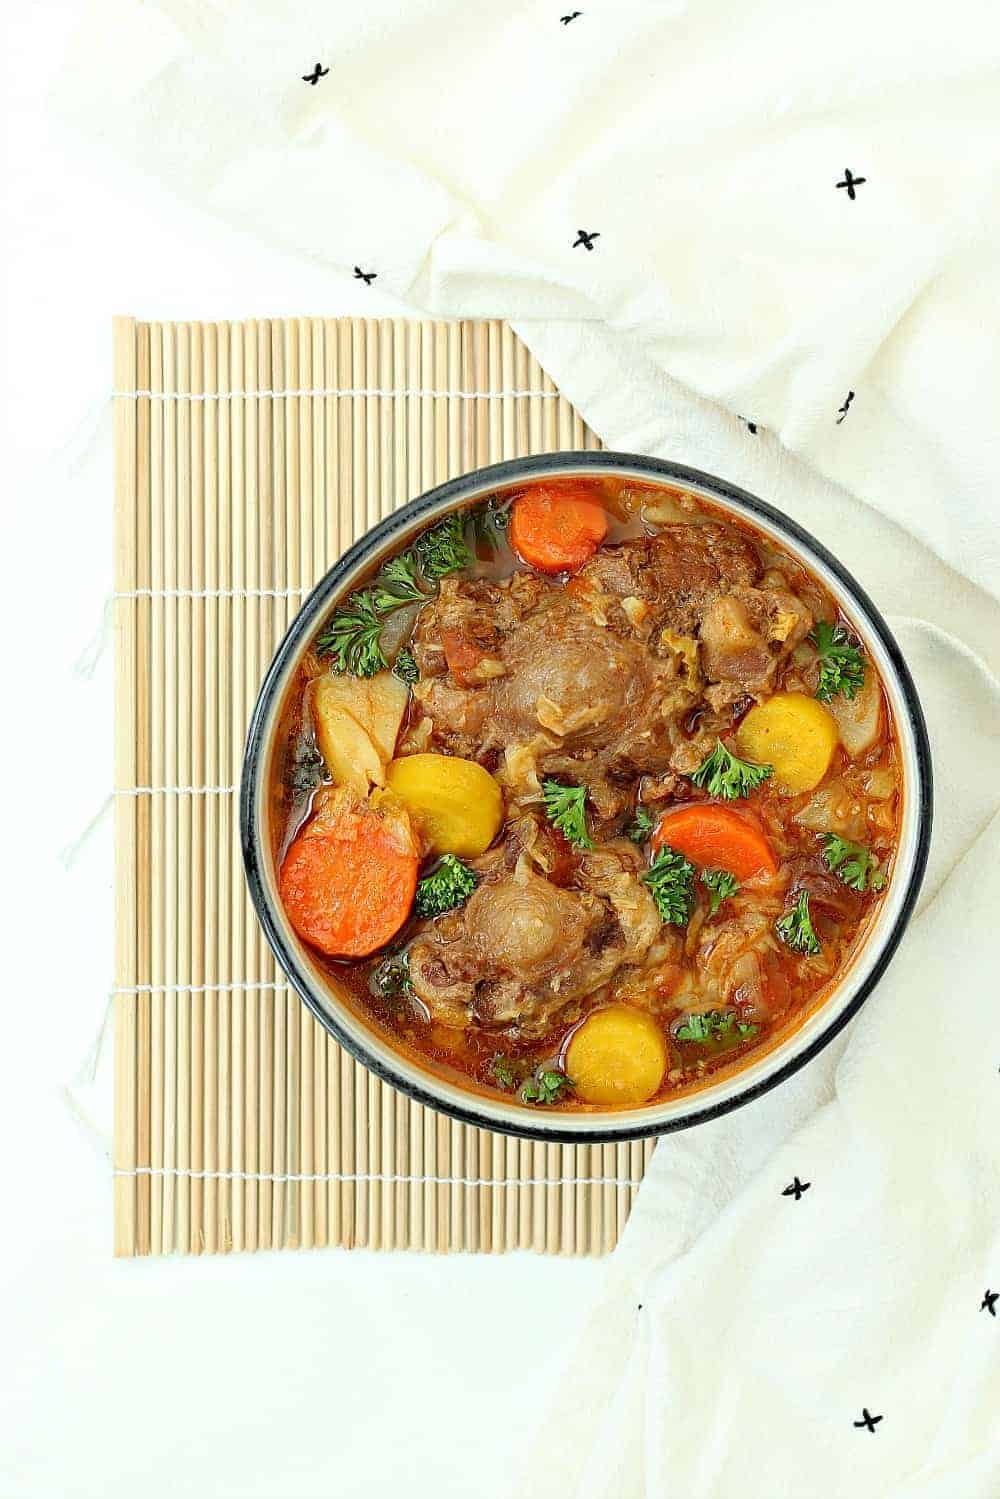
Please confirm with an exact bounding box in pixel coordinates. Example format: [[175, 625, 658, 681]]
[[782, 1176, 810, 1201], [561, 10, 583, 21], [354, 267, 377, 285], [739, 416, 758, 435], [302, 63, 329, 85], [854, 1409, 883, 1433], [837, 390, 855, 424], [982, 1289, 998, 1317], [836, 168, 867, 200], [573, 229, 600, 251]]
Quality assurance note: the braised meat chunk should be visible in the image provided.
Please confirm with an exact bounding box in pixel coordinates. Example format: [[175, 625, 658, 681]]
[[410, 527, 811, 808], [499, 596, 641, 749], [579, 522, 761, 635], [408, 832, 660, 1037], [700, 586, 813, 694]]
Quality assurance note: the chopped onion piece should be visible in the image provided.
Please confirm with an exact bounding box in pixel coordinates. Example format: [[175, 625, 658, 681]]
[[827, 664, 881, 756]]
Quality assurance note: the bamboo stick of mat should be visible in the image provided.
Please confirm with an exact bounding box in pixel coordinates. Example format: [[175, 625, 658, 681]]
[[111, 315, 653, 1257]]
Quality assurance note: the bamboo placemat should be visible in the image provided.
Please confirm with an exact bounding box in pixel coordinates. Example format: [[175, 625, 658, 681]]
[[112, 315, 655, 1257]]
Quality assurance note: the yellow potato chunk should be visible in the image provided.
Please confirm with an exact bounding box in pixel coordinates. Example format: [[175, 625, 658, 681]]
[[565, 1006, 668, 1106], [735, 691, 838, 794], [385, 753, 504, 857]]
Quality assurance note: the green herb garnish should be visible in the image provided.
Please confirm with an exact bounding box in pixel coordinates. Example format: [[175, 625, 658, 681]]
[[392, 646, 419, 685], [641, 844, 696, 926], [675, 1011, 726, 1042], [492, 1055, 521, 1091], [626, 808, 655, 844], [369, 950, 413, 1001], [316, 589, 387, 677], [690, 740, 773, 800], [521, 1068, 573, 1106], [677, 1010, 730, 1042], [675, 1009, 758, 1044], [542, 779, 594, 850], [317, 513, 474, 677], [372, 551, 426, 610], [413, 512, 474, 580], [776, 891, 821, 955], [810, 621, 865, 702], [701, 867, 739, 915], [821, 833, 886, 893], [415, 855, 478, 918]]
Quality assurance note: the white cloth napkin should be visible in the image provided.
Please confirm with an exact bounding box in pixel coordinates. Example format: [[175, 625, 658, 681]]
[[64, 1, 1000, 1492]]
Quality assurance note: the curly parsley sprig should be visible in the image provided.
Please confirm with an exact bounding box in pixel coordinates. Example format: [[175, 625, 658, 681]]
[[318, 511, 477, 676], [542, 779, 594, 850], [675, 1009, 758, 1043], [691, 740, 773, 800], [642, 845, 696, 926], [372, 552, 427, 610], [810, 621, 866, 702], [776, 891, 821, 955], [491, 1055, 523, 1092], [316, 589, 387, 677], [413, 512, 473, 580], [626, 807, 655, 844], [392, 646, 419, 685], [701, 867, 739, 915], [521, 1068, 574, 1106], [821, 834, 886, 893]]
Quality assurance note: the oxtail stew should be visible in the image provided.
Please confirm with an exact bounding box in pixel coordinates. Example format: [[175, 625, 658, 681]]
[[271, 477, 900, 1111]]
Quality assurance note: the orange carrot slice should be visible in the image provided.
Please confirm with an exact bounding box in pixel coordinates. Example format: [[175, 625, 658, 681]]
[[279, 790, 419, 958], [509, 481, 609, 574], [651, 804, 777, 880]]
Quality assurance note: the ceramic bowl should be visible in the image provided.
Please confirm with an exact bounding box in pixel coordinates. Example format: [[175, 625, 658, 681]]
[[241, 452, 932, 1143]]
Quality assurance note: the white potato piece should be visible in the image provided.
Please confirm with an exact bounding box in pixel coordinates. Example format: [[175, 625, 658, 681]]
[[312, 699, 384, 795], [362, 672, 410, 763], [311, 670, 409, 793], [827, 664, 881, 757], [313, 670, 409, 766]]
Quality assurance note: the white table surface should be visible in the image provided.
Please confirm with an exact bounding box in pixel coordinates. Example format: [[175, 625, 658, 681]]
[[1, 8, 604, 1495]]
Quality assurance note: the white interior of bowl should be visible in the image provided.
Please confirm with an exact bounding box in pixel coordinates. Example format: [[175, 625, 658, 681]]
[[248, 458, 928, 1139]]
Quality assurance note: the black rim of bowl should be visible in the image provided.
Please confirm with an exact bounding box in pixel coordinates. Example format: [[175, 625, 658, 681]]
[[241, 450, 933, 1145]]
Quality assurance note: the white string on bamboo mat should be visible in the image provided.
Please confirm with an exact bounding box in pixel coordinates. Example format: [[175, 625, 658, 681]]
[[113, 387, 562, 402], [62, 788, 238, 866], [115, 586, 309, 600], [113, 981, 291, 995], [75, 587, 309, 677], [116, 785, 238, 794], [114, 1166, 645, 1188], [105, 984, 646, 1190]]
